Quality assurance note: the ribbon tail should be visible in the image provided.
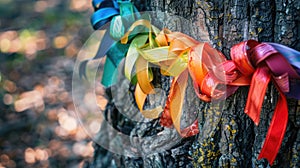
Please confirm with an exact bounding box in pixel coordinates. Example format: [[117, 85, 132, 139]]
[[136, 56, 155, 94], [135, 83, 163, 119], [79, 30, 115, 79], [135, 83, 147, 112], [180, 120, 199, 138], [169, 70, 188, 135], [124, 34, 149, 81], [101, 57, 118, 87], [160, 70, 188, 129], [163, 70, 199, 137], [160, 95, 173, 128], [101, 42, 130, 87], [245, 66, 271, 125], [258, 92, 288, 165], [95, 29, 115, 59], [286, 79, 300, 99]]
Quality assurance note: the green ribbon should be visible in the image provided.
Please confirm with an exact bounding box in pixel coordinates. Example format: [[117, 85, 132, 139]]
[[102, 0, 143, 87]]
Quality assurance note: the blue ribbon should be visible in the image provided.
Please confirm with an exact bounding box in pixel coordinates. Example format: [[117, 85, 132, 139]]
[[91, 0, 121, 30], [91, 7, 119, 30]]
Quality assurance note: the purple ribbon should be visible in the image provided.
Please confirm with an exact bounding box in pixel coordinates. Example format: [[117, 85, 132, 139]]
[[267, 43, 300, 99]]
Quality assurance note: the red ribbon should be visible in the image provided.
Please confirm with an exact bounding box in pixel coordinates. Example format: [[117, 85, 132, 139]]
[[188, 40, 297, 164], [257, 91, 288, 164], [230, 40, 299, 165]]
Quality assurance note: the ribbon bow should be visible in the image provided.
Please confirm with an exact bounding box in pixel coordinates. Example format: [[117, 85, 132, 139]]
[[230, 40, 300, 164], [184, 40, 300, 164]]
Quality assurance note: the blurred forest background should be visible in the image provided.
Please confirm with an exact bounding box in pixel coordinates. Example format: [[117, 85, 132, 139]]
[[0, 0, 97, 167]]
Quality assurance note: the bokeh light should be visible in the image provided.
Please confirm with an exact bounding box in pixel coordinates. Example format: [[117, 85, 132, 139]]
[[0, 0, 96, 167]]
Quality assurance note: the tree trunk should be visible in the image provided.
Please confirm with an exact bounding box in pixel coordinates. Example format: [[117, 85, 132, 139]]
[[85, 0, 300, 167]]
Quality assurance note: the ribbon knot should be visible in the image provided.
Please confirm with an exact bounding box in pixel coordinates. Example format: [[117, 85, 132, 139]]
[[250, 43, 295, 94]]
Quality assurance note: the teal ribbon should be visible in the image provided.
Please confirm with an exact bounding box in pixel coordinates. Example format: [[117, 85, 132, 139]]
[[101, 0, 138, 87], [101, 42, 130, 86]]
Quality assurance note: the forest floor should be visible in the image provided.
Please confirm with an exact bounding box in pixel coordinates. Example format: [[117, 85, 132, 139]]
[[0, 0, 100, 167]]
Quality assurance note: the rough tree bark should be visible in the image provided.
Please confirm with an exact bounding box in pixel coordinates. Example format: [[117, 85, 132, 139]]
[[84, 0, 300, 167]]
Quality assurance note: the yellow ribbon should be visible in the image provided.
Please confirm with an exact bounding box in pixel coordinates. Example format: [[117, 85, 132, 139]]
[[121, 19, 200, 135]]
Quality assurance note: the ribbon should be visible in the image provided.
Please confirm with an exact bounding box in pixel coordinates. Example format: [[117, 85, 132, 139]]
[[161, 70, 199, 137], [257, 91, 288, 164], [101, 41, 130, 87], [91, 0, 140, 30], [91, 0, 120, 30], [230, 41, 300, 164], [188, 42, 251, 102], [267, 43, 300, 99]]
